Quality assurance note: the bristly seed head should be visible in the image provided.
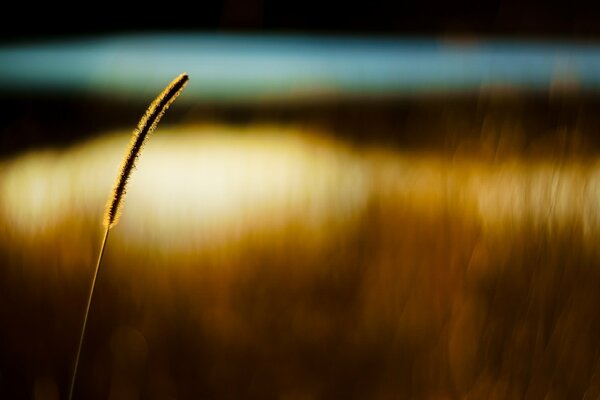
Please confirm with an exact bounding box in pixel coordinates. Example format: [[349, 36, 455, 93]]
[[103, 73, 189, 228]]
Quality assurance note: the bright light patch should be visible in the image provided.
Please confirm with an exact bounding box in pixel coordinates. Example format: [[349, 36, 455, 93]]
[[2, 124, 600, 256], [0, 125, 370, 250]]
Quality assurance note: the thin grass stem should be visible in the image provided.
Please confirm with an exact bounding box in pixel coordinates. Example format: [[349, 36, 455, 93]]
[[68, 227, 110, 400], [67, 73, 188, 399]]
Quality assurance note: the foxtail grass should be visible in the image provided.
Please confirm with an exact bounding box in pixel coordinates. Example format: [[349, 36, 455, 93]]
[[68, 73, 189, 400]]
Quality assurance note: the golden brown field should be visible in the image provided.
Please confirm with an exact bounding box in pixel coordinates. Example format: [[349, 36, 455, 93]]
[[2, 96, 600, 399]]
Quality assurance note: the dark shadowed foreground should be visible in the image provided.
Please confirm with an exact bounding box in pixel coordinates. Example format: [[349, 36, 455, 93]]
[[2, 96, 600, 399]]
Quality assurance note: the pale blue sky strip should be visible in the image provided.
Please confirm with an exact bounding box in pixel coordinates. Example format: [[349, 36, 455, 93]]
[[0, 34, 598, 101]]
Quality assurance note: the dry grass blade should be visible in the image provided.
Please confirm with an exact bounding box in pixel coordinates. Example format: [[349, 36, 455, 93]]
[[68, 73, 189, 400], [104, 73, 190, 228]]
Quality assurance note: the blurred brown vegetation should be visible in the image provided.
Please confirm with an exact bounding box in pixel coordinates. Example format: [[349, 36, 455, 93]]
[[2, 93, 600, 399]]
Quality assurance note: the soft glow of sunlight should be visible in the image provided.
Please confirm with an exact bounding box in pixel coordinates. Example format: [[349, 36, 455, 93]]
[[3, 124, 600, 256], [0, 125, 370, 250]]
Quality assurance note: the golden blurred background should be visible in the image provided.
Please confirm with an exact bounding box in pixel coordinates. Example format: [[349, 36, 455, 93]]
[[3, 35, 600, 399]]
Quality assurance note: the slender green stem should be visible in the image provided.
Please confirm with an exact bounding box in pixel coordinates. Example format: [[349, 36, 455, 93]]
[[68, 227, 111, 400]]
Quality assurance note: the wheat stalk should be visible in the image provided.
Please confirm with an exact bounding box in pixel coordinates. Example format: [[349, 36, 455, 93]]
[[68, 73, 189, 400]]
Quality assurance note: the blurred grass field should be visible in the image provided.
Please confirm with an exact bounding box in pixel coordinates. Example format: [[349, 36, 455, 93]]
[[2, 92, 600, 399]]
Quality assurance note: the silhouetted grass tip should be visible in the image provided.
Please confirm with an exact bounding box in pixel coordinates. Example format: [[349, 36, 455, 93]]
[[103, 73, 189, 228]]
